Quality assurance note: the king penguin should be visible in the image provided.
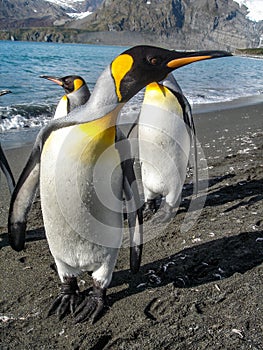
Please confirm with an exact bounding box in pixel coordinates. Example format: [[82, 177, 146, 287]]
[[6, 75, 91, 247], [138, 73, 196, 222], [40, 75, 91, 119], [0, 89, 16, 194], [8, 46, 231, 323]]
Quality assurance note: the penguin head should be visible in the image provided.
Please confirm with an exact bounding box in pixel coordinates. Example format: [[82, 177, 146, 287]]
[[40, 75, 86, 94], [110, 45, 232, 102], [0, 89, 12, 96]]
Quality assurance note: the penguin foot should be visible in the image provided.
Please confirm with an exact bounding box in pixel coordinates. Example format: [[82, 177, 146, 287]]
[[152, 203, 174, 223], [143, 199, 157, 220], [74, 282, 106, 324], [48, 276, 82, 320]]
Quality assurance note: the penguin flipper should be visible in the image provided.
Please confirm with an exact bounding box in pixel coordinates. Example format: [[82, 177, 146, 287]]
[[0, 143, 15, 194], [8, 145, 41, 251], [182, 95, 199, 195], [115, 127, 143, 273], [161, 74, 199, 194], [126, 116, 139, 139], [123, 165, 143, 274]]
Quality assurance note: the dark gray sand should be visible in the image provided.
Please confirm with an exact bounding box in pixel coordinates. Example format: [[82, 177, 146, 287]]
[[0, 100, 263, 349]]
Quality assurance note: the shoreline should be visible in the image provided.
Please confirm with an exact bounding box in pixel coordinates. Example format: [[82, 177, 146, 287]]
[[1, 94, 262, 151], [1, 38, 263, 63], [193, 94, 263, 114]]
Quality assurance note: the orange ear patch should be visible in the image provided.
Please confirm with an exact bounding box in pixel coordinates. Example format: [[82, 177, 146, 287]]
[[111, 54, 133, 101], [73, 78, 83, 91]]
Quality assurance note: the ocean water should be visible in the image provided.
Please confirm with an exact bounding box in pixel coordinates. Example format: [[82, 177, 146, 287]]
[[0, 40, 262, 145]]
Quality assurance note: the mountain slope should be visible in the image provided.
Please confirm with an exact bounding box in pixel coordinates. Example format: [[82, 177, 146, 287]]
[[67, 0, 260, 49], [0, 0, 102, 29], [0, 0, 261, 49], [46, 0, 103, 17], [0, 0, 69, 28]]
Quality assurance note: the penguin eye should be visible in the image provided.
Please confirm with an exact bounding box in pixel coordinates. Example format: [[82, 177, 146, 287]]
[[147, 56, 161, 66]]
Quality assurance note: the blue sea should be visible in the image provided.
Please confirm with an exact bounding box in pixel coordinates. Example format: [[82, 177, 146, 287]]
[[0, 40, 262, 147]]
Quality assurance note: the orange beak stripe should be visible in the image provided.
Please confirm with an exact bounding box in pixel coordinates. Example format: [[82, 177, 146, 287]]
[[167, 55, 212, 69], [46, 77, 63, 86]]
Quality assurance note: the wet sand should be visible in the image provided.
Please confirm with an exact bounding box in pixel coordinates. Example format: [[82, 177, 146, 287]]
[[0, 99, 263, 349]]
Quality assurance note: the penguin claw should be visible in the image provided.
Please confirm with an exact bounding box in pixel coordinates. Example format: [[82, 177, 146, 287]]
[[143, 209, 154, 221], [48, 276, 82, 320], [143, 197, 163, 220], [143, 203, 155, 221], [74, 283, 106, 324], [74, 294, 105, 324], [48, 292, 83, 320]]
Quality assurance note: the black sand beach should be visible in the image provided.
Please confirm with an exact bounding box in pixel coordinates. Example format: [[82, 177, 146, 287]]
[[0, 99, 263, 349]]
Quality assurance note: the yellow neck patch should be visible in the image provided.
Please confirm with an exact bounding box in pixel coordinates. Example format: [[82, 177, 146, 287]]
[[144, 82, 182, 114], [111, 54, 133, 101], [73, 78, 83, 91], [146, 82, 165, 94]]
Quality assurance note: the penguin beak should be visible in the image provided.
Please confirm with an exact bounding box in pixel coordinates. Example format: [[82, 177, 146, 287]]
[[167, 50, 232, 69], [40, 75, 63, 87]]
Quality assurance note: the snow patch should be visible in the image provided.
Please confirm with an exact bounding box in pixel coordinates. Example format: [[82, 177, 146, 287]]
[[234, 0, 263, 22], [45, 0, 85, 10], [67, 11, 92, 19], [45, 0, 92, 19]]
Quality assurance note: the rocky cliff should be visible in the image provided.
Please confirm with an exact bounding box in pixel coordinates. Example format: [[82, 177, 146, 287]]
[[68, 0, 261, 50], [0, 0, 103, 29], [0, 0, 262, 50], [0, 0, 68, 28]]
